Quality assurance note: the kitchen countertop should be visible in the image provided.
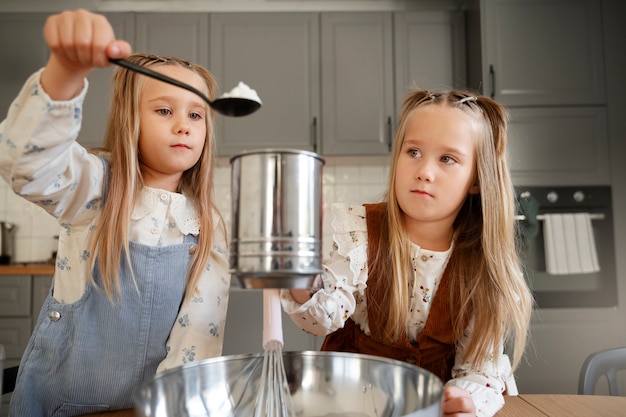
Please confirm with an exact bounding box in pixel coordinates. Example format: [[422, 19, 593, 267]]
[[0, 263, 55, 275]]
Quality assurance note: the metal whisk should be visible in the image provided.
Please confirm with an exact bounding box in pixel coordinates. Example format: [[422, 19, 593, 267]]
[[254, 289, 295, 417]]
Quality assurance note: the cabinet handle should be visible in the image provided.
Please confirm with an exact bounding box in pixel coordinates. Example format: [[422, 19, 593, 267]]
[[387, 116, 393, 152], [311, 117, 318, 153], [489, 64, 495, 99]]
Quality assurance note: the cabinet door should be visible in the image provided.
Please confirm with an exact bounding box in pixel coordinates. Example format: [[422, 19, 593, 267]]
[[135, 13, 209, 67], [0, 13, 48, 118], [210, 13, 320, 156], [394, 11, 466, 96], [0, 318, 31, 360], [321, 12, 394, 155], [32, 275, 53, 319], [79, 13, 134, 148], [0, 276, 31, 317], [480, 0, 605, 106], [508, 107, 609, 186]]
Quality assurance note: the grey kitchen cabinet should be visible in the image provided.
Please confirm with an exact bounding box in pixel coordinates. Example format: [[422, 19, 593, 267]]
[[212, 11, 462, 156], [32, 275, 53, 318], [0, 13, 49, 119], [478, 0, 605, 107], [134, 13, 210, 67], [222, 288, 322, 355], [321, 11, 465, 155], [320, 12, 394, 155], [393, 11, 467, 104], [468, 0, 611, 186], [0, 275, 32, 370], [0, 276, 30, 317], [0, 274, 52, 360], [507, 107, 610, 186], [210, 13, 320, 156], [0, 274, 52, 414]]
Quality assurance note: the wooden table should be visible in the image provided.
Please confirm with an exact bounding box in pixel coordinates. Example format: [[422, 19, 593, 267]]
[[500, 394, 626, 417], [82, 394, 626, 417]]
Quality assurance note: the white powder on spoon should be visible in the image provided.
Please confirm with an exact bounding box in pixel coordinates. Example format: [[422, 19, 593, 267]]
[[220, 81, 262, 104]]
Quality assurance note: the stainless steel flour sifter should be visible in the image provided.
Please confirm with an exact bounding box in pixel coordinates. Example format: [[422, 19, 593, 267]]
[[229, 149, 325, 289]]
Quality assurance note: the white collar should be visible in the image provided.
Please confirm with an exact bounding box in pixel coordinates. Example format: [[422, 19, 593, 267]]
[[131, 186, 201, 235]]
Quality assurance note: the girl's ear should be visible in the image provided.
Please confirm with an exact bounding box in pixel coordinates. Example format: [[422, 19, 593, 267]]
[[469, 182, 480, 195]]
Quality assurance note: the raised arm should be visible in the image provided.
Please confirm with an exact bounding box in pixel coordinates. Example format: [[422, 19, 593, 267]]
[[41, 8, 132, 100]]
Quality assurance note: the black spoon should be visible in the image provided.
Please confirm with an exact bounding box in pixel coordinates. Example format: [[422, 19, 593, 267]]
[[109, 58, 261, 117]]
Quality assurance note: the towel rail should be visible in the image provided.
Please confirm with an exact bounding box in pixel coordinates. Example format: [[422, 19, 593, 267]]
[[515, 213, 605, 221]]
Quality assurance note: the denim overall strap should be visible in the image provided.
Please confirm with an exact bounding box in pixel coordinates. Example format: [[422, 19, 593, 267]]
[[10, 234, 196, 417]]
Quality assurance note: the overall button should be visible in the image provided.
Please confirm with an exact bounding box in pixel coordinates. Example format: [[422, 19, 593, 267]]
[[189, 245, 197, 255], [150, 226, 159, 234], [49, 311, 61, 322], [160, 193, 168, 201], [421, 255, 429, 262]]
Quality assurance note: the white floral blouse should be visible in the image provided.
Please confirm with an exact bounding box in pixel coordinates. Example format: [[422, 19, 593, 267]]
[[281, 203, 513, 417], [0, 69, 231, 374]]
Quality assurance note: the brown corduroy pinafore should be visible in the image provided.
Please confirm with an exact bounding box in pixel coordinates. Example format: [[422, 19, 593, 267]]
[[321, 203, 457, 382]]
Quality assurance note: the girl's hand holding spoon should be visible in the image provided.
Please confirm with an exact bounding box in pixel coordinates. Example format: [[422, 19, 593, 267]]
[[41, 9, 132, 100]]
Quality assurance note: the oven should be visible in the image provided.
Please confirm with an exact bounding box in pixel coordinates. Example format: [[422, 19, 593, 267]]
[[515, 186, 617, 308]]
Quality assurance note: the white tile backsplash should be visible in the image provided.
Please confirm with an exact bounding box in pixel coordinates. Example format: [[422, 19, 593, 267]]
[[0, 155, 390, 263]]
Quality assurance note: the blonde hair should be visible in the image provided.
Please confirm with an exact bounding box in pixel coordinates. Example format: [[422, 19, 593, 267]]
[[90, 53, 224, 301], [378, 89, 533, 371]]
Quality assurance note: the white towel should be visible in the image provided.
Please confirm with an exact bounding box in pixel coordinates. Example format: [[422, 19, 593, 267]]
[[543, 213, 600, 275]]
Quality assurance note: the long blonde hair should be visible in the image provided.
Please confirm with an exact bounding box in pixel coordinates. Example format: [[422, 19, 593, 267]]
[[378, 88, 533, 371], [90, 53, 224, 301]]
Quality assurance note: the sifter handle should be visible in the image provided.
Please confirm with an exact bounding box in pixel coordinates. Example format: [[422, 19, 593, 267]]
[[262, 289, 284, 348]]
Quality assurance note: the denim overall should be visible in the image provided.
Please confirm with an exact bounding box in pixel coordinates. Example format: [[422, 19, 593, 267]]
[[9, 235, 195, 417]]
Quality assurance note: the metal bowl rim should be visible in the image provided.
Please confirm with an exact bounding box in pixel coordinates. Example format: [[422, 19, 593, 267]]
[[144, 350, 442, 384]]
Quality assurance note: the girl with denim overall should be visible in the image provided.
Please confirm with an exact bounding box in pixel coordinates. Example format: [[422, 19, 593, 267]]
[[0, 10, 230, 416]]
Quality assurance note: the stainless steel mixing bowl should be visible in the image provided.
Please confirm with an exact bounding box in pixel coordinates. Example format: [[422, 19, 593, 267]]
[[134, 351, 443, 417]]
